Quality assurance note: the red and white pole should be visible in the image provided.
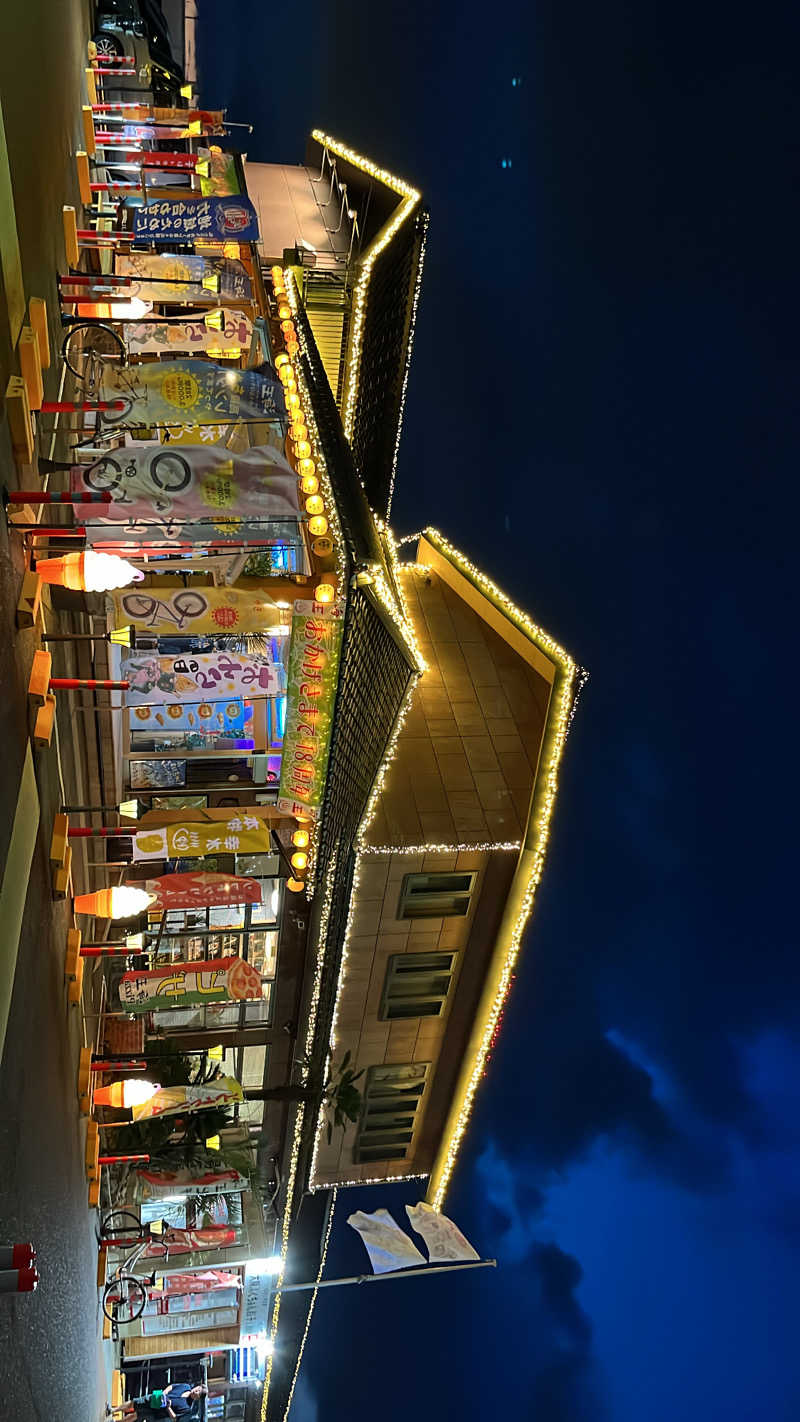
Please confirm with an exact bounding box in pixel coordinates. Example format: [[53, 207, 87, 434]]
[[68, 826, 133, 839], [98, 1153, 150, 1165], [91, 1060, 147, 1072], [0, 1267, 39, 1293], [0, 1244, 35, 1270], [49, 678, 130, 691], [6, 490, 113, 505]]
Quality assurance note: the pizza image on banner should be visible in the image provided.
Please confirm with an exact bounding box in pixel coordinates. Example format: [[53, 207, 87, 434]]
[[119, 956, 263, 1012]]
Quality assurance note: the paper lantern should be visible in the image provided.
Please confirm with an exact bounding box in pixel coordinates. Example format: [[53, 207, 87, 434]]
[[298, 459, 316, 478], [292, 830, 309, 848], [314, 583, 335, 605], [305, 495, 324, 516], [286, 877, 305, 893], [274, 352, 290, 370], [300, 474, 319, 495], [312, 535, 333, 557], [308, 515, 328, 537], [290, 851, 308, 871]]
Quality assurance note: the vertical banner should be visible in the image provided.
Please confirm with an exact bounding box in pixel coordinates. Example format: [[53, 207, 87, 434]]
[[123, 650, 285, 703], [115, 252, 252, 303], [133, 196, 259, 243], [146, 872, 263, 910], [278, 601, 344, 821], [132, 816, 271, 862], [122, 310, 253, 357], [112, 585, 282, 635], [98, 359, 284, 427], [119, 957, 263, 1012]]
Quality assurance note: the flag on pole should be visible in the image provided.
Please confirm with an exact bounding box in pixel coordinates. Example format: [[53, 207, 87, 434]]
[[347, 1209, 426, 1273], [406, 1202, 480, 1263]]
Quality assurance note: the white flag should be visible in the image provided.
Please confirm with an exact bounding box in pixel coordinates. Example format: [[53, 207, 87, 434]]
[[347, 1209, 426, 1274], [406, 1202, 480, 1263]]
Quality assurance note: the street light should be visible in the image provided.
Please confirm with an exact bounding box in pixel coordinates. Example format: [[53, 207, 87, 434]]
[[246, 1256, 284, 1277]]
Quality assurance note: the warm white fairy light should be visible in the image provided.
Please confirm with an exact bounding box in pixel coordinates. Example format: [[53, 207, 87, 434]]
[[261, 851, 339, 1422], [385, 210, 429, 518], [358, 841, 521, 856], [310, 131, 421, 447], [413, 529, 581, 1208], [282, 1189, 338, 1422], [313, 1171, 429, 1192]]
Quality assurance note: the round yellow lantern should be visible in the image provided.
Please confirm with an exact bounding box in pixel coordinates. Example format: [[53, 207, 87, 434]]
[[308, 515, 328, 537], [292, 829, 310, 849], [290, 851, 308, 871], [300, 474, 319, 495], [314, 583, 335, 605], [305, 495, 325, 516]]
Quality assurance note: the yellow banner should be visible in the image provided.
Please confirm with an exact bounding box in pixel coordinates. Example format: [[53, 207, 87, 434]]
[[133, 815, 271, 862], [113, 585, 280, 637]]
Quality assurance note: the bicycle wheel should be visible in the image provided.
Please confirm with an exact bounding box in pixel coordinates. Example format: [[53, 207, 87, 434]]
[[103, 1273, 148, 1324], [61, 323, 126, 382], [85, 456, 122, 493], [101, 1209, 141, 1241], [150, 451, 192, 493]]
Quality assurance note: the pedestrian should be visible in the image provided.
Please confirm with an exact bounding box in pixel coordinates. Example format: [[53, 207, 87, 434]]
[[109, 1383, 208, 1420]]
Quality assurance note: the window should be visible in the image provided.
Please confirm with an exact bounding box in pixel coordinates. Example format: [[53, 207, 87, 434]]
[[354, 1063, 429, 1164], [380, 952, 456, 1020], [397, 872, 476, 920]]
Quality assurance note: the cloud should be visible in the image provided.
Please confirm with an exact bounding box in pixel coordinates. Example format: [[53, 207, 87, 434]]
[[474, 1140, 607, 1420]]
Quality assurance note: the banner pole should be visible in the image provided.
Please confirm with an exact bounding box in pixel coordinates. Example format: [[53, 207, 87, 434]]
[[278, 1259, 498, 1293]]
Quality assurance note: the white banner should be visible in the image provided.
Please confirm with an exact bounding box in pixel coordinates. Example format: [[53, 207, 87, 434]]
[[347, 1208, 426, 1274], [406, 1202, 480, 1263]]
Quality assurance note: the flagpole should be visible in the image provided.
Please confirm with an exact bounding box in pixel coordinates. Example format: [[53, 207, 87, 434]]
[[277, 1259, 497, 1292]]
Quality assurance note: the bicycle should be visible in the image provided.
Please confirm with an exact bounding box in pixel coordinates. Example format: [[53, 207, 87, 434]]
[[61, 319, 127, 383], [101, 1219, 170, 1325], [85, 450, 192, 500]]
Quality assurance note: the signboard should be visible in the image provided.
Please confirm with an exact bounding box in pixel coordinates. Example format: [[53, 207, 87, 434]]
[[120, 957, 262, 1011], [98, 359, 284, 429], [278, 601, 344, 821], [123, 310, 253, 358], [134, 196, 259, 243], [240, 1272, 272, 1343], [124, 651, 284, 703], [141, 1306, 238, 1336], [139, 1167, 249, 1196], [115, 252, 252, 304], [113, 586, 282, 636], [147, 872, 263, 911], [198, 148, 241, 196], [132, 817, 271, 863]]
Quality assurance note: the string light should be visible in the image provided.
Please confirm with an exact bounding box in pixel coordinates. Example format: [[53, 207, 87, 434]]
[[260, 852, 339, 1422], [385, 210, 429, 518], [281, 1189, 337, 1422], [358, 841, 521, 856], [309, 530, 584, 1206], [311, 131, 421, 447], [313, 1171, 429, 1192], [412, 529, 582, 1208]]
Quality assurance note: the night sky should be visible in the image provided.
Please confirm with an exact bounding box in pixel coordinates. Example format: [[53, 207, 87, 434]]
[[198, 3, 800, 1417]]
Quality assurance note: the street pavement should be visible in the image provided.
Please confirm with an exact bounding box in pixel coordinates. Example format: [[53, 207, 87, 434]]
[[0, 2, 118, 1417]]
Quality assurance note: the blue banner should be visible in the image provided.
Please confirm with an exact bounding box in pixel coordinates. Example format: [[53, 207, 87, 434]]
[[134, 196, 260, 244]]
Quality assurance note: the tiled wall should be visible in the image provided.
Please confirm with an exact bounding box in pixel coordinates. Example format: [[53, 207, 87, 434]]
[[312, 848, 488, 1186], [363, 568, 553, 847]]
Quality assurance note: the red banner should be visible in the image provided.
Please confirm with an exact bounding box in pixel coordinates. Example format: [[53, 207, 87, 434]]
[[145, 1226, 237, 1256], [147, 872, 262, 911]]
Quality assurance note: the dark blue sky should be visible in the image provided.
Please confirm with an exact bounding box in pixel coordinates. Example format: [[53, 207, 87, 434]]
[[198, 2, 800, 1416]]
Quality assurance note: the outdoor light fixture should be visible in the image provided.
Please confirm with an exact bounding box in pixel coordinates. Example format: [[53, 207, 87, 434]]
[[246, 1257, 284, 1277], [93, 1079, 160, 1109], [35, 552, 143, 593], [291, 830, 309, 849], [286, 878, 304, 894], [298, 458, 316, 478], [290, 851, 307, 871], [73, 885, 155, 919], [300, 474, 319, 495], [274, 351, 290, 369], [313, 583, 335, 605], [308, 515, 328, 537], [305, 495, 324, 517]]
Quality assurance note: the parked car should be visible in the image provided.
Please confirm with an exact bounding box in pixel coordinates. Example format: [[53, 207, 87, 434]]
[[93, 0, 184, 105]]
